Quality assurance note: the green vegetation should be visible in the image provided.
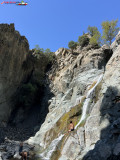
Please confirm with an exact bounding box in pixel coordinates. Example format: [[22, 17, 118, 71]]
[[88, 26, 99, 37], [78, 34, 90, 47], [34, 45, 55, 64], [55, 96, 86, 134], [15, 45, 56, 109], [42, 96, 86, 158], [94, 81, 102, 103], [101, 19, 119, 45], [88, 26, 101, 47], [43, 96, 86, 148], [48, 96, 86, 160], [68, 41, 78, 53], [67, 19, 120, 50], [90, 34, 100, 47]]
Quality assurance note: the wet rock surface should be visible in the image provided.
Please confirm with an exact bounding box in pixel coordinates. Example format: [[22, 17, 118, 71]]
[[78, 32, 120, 160], [0, 23, 119, 160], [28, 33, 119, 160], [28, 42, 112, 148], [0, 139, 35, 160]]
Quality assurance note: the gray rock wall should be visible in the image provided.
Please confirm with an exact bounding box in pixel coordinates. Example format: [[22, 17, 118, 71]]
[[28, 40, 113, 160], [79, 32, 120, 160], [0, 23, 116, 160], [0, 23, 31, 122]]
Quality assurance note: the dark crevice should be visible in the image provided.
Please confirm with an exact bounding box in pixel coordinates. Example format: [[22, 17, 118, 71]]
[[98, 49, 113, 70]]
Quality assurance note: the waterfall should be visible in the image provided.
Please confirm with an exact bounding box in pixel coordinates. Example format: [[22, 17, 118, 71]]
[[39, 74, 103, 159], [39, 134, 64, 160], [75, 74, 103, 129], [74, 96, 84, 106]]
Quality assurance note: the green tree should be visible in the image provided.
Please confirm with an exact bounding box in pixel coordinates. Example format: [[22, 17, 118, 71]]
[[34, 45, 55, 65], [101, 19, 119, 45], [68, 41, 77, 53], [34, 44, 40, 52], [44, 49, 55, 64], [34, 45, 44, 57], [87, 26, 99, 37], [45, 48, 51, 54], [87, 26, 101, 47], [78, 34, 90, 47]]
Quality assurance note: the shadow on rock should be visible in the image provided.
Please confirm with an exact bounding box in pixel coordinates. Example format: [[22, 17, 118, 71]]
[[83, 86, 120, 160], [0, 82, 54, 143]]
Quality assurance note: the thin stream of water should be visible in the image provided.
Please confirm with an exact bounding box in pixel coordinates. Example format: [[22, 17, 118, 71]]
[[39, 74, 103, 159], [75, 74, 103, 129], [39, 134, 64, 160]]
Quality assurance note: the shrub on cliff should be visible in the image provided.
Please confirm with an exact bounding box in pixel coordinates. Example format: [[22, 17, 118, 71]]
[[89, 34, 101, 48], [78, 34, 90, 47], [68, 41, 78, 53], [87, 26, 101, 47], [44, 48, 55, 64], [87, 26, 99, 37], [34, 45, 55, 65]]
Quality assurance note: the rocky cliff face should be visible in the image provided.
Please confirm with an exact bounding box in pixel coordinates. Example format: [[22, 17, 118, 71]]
[[33, 32, 119, 160], [0, 24, 55, 160], [0, 23, 120, 160], [0, 23, 31, 122], [27, 39, 114, 160], [81, 31, 120, 160]]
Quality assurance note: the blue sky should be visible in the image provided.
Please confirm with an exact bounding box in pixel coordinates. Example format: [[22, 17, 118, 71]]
[[0, 0, 120, 51]]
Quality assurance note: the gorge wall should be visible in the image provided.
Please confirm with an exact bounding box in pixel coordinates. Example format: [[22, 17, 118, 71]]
[[0, 24, 53, 145], [82, 31, 120, 160], [27, 37, 115, 160], [0, 23, 31, 122], [31, 32, 119, 160], [0, 23, 120, 160]]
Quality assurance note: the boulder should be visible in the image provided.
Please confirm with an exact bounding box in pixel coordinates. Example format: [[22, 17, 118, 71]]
[[1, 139, 34, 160]]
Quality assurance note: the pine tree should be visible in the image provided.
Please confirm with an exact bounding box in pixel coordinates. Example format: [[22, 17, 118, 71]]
[[101, 19, 119, 45]]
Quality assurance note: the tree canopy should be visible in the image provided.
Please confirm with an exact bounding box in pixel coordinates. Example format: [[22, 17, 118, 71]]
[[68, 41, 77, 52], [33, 45, 55, 65], [87, 26, 101, 46], [87, 26, 99, 37], [67, 19, 119, 49], [78, 34, 90, 47], [101, 19, 119, 45]]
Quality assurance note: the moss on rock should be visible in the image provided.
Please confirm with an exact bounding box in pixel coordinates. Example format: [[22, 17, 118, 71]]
[[55, 96, 86, 135], [94, 81, 102, 103], [41, 96, 86, 160]]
